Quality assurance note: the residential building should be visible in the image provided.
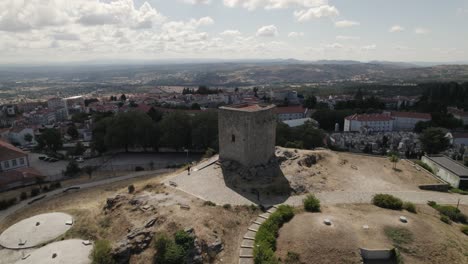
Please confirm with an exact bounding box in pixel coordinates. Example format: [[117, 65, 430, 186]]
[[344, 114, 394, 132], [421, 155, 468, 189], [274, 106, 308, 121], [389, 111, 431, 131], [0, 140, 29, 171]]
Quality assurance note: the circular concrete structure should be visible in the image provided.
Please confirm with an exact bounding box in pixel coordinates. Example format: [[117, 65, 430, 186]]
[[14, 239, 92, 264], [0, 212, 73, 249]]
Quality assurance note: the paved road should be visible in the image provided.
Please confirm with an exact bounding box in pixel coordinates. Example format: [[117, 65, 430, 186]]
[[0, 169, 173, 224]]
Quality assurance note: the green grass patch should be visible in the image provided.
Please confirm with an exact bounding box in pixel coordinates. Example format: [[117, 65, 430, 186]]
[[154, 230, 194, 264], [372, 194, 403, 210], [303, 194, 321, 212], [253, 205, 295, 264], [461, 226, 468, 236], [414, 160, 434, 173], [402, 202, 417, 213], [428, 201, 467, 224], [449, 188, 468, 195], [384, 226, 414, 248], [91, 240, 115, 264], [284, 251, 302, 264]]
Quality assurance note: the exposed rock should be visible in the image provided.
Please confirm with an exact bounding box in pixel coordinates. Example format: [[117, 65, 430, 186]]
[[113, 228, 154, 264], [104, 194, 126, 211], [207, 240, 224, 257], [298, 154, 317, 168]]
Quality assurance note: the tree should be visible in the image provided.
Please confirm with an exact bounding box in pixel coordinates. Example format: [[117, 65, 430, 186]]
[[303, 96, 317, 109], [191, 112, 218, 150], [147, 107, 163, 123], [120, 94, 127, 101], [67, 125, 79, 139], [24, 133, 33, 143], [64, 160, 81, 177], [253, 87, 259, 97], [191, 103, 201, 110], [37, 129, 62, 152], [389, 154, 399, 169], [159, 112, 191, 151], [83, 166, 95, 179], [420, 127, 450, 154], [71, 113, 89, 124], [72, 142, 86, 156]]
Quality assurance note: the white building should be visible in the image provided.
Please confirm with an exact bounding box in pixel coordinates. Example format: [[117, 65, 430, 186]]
[[274, 106, 308, 121], [0, 140, 29, 171], [422, 155, 468, 189], [344, 114, 394, 132], [390, 112, 431, 131]]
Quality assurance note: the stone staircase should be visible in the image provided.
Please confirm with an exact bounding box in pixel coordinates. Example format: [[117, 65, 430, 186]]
[[239, 205, 279, 264]]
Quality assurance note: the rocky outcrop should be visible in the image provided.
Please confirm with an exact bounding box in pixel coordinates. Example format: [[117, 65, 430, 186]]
[[113, 227, 154, 264], [104, 194, 127, 211]]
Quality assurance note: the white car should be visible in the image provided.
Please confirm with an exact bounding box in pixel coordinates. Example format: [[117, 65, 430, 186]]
[[75, 157, 84, 163]]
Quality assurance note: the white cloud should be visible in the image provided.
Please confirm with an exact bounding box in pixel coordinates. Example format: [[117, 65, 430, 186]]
[[256, 25, 278, 37], [415, 27, 430, 34], [324, 43, 343, 49], [294, 5, 339, 22], [223, 0, 328, 10], [183, 0, 212, 4], [288, 32, 304, 37], [335, 20, 360, 28], [389, 25, 404, 33], [220, 30, 242, 36], [336, 35, 359, 40], [361, 44, 376, 51]]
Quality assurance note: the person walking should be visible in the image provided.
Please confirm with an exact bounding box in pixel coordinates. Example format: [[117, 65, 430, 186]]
[[187, 165, 191, 175]]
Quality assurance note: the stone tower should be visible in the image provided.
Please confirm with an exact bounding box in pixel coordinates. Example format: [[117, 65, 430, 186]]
[[218, 103, 276, 167]]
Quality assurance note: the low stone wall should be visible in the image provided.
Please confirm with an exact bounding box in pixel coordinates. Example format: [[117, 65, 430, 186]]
[[359, 248, 394, 260], [419, 184, 450, 192]]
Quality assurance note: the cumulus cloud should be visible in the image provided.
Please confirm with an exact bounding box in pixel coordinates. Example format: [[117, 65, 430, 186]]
[[288, 32, 304, 37], [336, 35, 359, 40], [220, 30, 242, 36], [415, 27, 430, 34], [256, 25, 278, 37], [389, 25, 404, 33], [294, 5, 339, 21], [324, 43, 343, 49], [223, 0, 328, 10], [335, 20, 360, 28], [361, 44, 376, 51]]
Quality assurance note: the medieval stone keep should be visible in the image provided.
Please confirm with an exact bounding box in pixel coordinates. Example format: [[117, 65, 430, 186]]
[[218, 103, 276, 167]]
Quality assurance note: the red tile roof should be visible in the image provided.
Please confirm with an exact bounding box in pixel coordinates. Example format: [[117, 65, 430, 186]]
[[0, 140, 27, 161], [391, 111, 431, 119], [274, 106, 306, 114], [0, 167, 43, 187], [345, 114, 394, 122]]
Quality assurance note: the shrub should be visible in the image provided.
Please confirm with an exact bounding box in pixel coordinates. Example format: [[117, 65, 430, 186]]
[[427, 201, 437, 207], [91, 240, 115, 264], [128, 184, 135, 194], [135, 166, 145, 171], [254, 205, 295, 264], [174, 230, 194, 251], [42, 185, 50, 192], [223, 204, 232, 210], [20, 192, 28, 201], [440, 215, 452, 224], [203, 148, 216, 158], [303, 194, 321, 212], [30, 188, 41, 197], [0, 198, 17, 210], [384, 226, 413, 247], [372, 194, 403, 210], [203, 201, 216, 207], [65, 160, 81, 177], [449, 188, 468, 195], [461, 226, 468, 236], [415, 160, 433, 173], [50, 182, 62, 189], [435, 205, 467, 223], [403, 202, 416, 213]]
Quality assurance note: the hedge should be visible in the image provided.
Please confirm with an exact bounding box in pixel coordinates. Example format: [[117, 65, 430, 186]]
[[303, 194, 321, 212], [253, 205, 294, 264], [428, 201, 467, 224], [372, 194, 403, 210]]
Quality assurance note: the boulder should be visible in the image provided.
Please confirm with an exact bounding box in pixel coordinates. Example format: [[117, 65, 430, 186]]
[[298, 154, 317, 167], [113, 228, 154, 264], [104, 194, 126, 211]]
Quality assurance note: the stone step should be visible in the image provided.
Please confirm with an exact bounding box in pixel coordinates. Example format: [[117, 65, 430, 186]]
[[243, 230, 257, 240], [267, 207, 277, 214], [248, 223, 261, 232], [239, 247, 253, 257], [253, 216, 266, 224], [239, 257, 254, 264], [239, 259, 254, 264], [272, 204, 279, 209], [241, 239, 255, 248], [258, 213, 271, 219]]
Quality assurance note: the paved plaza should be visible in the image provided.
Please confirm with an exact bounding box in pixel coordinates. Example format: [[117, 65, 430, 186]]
[[14, 239, 92, 264], [0, 212, 73, 249]]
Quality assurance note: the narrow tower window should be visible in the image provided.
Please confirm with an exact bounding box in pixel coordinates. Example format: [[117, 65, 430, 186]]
[[231, 134, 236, 142]]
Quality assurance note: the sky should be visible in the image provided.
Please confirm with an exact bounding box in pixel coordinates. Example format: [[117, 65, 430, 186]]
[[1, 0, 468, 64]]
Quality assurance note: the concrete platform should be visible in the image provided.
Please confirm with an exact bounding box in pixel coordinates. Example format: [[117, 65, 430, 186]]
[[0, 212, 73, 249], [14, 239, 92, 264]]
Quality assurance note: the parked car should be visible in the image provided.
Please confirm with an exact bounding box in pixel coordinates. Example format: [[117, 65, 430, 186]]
[[38, 156, 47, 161], [75, 157, 84, 163]]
